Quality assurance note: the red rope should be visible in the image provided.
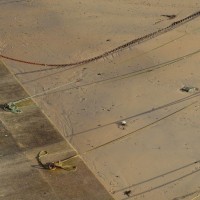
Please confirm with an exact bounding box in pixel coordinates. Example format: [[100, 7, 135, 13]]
[[1, 10, 200, 68]]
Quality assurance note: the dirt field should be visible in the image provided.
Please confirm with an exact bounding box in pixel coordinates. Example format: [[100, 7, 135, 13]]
[[1, 1, 200, 199]]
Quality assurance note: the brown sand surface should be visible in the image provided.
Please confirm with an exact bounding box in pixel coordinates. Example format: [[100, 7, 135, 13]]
[[1, 1, 200, 199]]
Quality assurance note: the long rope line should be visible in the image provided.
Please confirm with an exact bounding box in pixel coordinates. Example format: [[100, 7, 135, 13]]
[[84, 101, 197, 154], [5, 8, 199, 152], [37, 101, 197, 171], [42, 101, 196, 161], [11, 47, 200, 106], [14, 80, 76, 104], [0, 10, 200, 67], [2, 11, 200, 182], [40, 101, 196, 175]]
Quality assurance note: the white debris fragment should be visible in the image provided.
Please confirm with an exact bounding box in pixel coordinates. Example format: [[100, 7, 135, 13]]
[[121, 121, 127, 126]]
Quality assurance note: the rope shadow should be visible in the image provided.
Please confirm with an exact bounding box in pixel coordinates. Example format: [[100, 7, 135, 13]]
[[69, 92, 200, 138], [115, 160, 200, 194], [21, 48, 200, 94], [15, 41, 200, 85], [121, 168, 200, 200]]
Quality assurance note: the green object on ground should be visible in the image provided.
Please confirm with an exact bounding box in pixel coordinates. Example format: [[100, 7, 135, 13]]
[[3, 102, 22, 113]]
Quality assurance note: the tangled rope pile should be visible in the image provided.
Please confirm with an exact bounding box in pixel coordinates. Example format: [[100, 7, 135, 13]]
[[0, 10, 200, 67]]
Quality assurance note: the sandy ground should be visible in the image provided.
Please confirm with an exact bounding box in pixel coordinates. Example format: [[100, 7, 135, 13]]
[[1, 0, 200, 199]]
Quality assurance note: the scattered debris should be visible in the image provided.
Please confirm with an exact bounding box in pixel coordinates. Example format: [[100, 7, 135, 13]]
[[124, 190, 132, 197], [180, 86, 199, 93], [3, 102, 22, 113], [118, 120, 127, 130]]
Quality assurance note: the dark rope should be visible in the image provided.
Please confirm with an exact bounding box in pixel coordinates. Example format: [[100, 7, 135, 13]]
[[1, 10, 200, 67]]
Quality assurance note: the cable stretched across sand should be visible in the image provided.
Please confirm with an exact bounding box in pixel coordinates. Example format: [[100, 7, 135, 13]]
[[0, 10, 200, 67]]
